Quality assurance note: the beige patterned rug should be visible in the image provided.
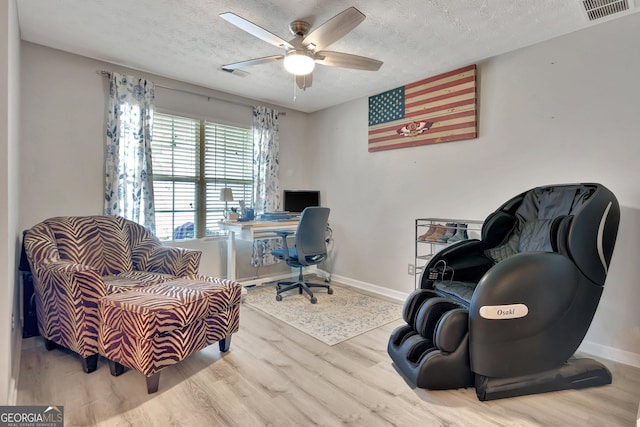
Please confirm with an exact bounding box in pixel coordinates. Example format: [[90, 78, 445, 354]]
[[243, 282, 403, 345]]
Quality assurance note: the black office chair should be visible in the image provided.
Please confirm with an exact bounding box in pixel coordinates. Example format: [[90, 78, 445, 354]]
[[388, 183, 620, 400], [271, 207, 333, 304]]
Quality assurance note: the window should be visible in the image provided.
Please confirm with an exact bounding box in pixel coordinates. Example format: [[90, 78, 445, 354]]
[[152, 112, 254, 240]]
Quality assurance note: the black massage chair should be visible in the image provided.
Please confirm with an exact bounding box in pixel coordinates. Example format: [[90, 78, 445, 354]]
[[388, 183, 620, 400]]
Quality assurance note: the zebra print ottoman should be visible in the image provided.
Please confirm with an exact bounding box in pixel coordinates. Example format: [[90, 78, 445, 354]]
[[98, 275, 241, 393]]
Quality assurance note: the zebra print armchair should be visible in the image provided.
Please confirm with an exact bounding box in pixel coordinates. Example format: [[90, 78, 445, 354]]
[[23, 215, 202, 373]]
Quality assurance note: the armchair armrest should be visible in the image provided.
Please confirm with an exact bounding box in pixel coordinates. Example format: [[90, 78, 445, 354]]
[[36, 260, 106, 301], [468, 252, 601, 378], [31, 260, 106, 356], [138, 246, 203, 276], [126, 218, 201, 276]]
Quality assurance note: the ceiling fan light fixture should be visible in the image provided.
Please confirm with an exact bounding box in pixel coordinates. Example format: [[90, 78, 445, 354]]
[[283, 50, 315, 75]]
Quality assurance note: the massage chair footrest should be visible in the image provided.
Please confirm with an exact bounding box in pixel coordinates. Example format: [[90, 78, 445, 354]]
[[474, 357, 612, 401], [387, 293, 474, 390]]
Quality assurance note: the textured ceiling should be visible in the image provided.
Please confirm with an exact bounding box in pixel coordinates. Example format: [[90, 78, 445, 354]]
[[16, 0, 639, 113]]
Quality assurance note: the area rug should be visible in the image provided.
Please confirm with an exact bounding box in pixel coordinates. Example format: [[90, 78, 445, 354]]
[[243, 282, 403, 345]]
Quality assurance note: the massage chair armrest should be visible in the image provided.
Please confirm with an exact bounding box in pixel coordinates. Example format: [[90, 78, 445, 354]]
[[430, 239, 484, 260], [468, 252, 590, 378], [140, 246, 203, 276], [421, 240, 494, 288]]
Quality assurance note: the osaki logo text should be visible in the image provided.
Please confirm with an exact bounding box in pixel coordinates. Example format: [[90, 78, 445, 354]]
[[478, 303, 529, 320]]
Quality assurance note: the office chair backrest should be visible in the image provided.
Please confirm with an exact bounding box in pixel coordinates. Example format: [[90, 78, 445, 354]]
[[295, 207, 330, 262]]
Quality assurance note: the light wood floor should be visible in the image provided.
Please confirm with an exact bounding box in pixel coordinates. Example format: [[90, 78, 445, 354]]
[[17, 298, 640, 426]]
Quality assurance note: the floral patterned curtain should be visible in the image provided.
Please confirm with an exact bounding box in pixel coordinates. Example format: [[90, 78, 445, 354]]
[[252, 106, 281, 266], [104, 72, 156, 233]]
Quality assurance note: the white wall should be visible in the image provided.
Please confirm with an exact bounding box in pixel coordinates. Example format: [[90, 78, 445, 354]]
[[19, 42, 311, 279], [308, 12, 640, 361], [20, 42, 310, 228], [1, 0, 21, 405], [16, 10, 640, 370]]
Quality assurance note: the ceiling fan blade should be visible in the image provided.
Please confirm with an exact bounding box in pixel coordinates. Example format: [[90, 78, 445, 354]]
[[220, 12, 294, 50], [296, 73, 313, 90], [302, 7, 365, 51], [315, 51, 383, 71], [221, 55, 284, 71]]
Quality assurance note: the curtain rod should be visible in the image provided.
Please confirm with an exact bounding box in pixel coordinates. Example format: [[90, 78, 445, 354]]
[[97, 70, 285, 115]]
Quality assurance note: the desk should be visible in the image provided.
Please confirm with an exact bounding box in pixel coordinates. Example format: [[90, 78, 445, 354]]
[[220, 220, 299, 281]]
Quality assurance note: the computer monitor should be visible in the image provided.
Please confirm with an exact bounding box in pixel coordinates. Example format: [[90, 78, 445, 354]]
[[283, 190, 321, 213]]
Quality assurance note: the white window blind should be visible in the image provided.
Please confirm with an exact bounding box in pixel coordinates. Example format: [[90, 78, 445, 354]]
[[152, 112, 254, 240]]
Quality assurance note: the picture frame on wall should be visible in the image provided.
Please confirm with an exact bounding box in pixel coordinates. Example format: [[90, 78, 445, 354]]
[[368, 64, 477, 152]]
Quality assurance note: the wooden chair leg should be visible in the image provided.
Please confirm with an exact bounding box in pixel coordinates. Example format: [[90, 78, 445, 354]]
[[146, 372, 160, 394], [82, 354, 99, 373], [44, 339, 58, 351], [109, 360, 126, 376], [219, 335, 231, 352]]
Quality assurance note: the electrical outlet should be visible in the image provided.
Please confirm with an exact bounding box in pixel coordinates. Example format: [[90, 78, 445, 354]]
[[408, 264, 415, 275]]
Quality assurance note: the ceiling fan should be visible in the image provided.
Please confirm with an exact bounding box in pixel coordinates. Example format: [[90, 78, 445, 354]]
[[220, 7, 383, 90]]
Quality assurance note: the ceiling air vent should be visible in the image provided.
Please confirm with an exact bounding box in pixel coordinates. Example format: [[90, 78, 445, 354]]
[[582, 0, 630, 21]]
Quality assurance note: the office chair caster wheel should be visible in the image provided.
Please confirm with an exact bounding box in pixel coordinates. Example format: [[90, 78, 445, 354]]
[[310, 297, 318, 304], [276, 294, 282, 302], [328, 287, 333, 295]]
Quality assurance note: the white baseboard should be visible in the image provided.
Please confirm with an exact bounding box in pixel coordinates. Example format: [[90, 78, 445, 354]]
[[241, 266, 331, 288], [578, 340, 640, 369], [8, 333, 21, 405], [330, 274, 409, 303], [7, 378, 16, 406], [239, 271, 298, 287], [332, 274, 640, 370]]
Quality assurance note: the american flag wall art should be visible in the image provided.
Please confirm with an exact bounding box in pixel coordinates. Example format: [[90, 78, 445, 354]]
[[368, 64, 477, 152]]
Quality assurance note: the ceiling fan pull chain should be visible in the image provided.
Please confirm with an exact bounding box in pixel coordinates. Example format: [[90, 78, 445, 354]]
[[293, 75, 297, 102]]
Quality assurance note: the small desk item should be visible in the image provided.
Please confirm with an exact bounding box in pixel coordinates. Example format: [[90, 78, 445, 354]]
[[259, 211, 294, 221], [220, 220, 299, 281]]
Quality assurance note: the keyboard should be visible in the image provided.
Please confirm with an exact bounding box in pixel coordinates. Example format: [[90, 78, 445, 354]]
[[260, 212, 293, 221]]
